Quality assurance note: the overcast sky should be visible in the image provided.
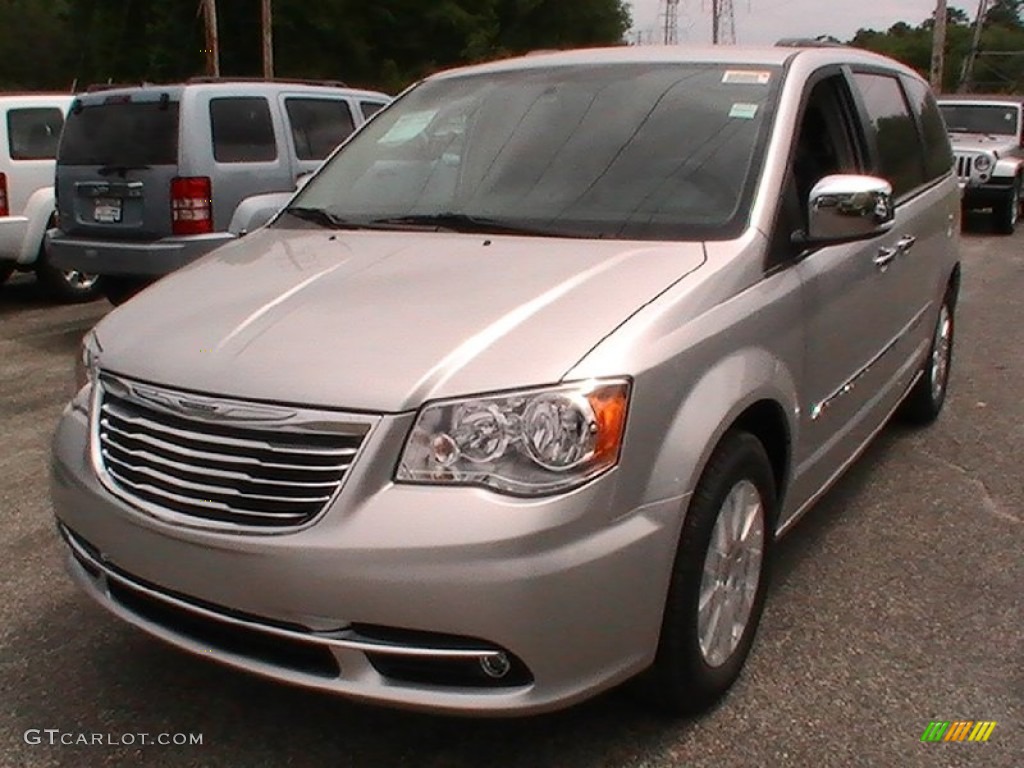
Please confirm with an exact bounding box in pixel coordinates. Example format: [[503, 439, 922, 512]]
[[628, 0, 977, 45]]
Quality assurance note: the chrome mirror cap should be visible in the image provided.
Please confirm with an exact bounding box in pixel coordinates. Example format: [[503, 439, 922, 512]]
[[806, 174, 895, 243]]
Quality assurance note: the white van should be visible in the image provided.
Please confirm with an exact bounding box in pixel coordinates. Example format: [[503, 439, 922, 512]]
[[0, 93, 100, 300]]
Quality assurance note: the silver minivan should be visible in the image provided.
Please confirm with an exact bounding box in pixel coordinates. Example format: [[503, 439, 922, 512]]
[[46, 79, 389, 303], [52, 45, 960, 716]]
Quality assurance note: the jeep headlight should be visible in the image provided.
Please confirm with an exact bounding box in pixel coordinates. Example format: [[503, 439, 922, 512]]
[[974, 153, 993, 173], [396, 379, 630, 496]]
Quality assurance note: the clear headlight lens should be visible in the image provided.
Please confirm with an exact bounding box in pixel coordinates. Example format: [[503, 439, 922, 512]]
[[74, 330, 101, 392], [397, 379, 631, 496], [974, 153, 993, 173]]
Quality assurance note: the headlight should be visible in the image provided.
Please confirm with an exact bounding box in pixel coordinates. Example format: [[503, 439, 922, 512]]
[[74, 330, 101, 392], [396, 379, 630, 496], [974, 153, 993, 173]]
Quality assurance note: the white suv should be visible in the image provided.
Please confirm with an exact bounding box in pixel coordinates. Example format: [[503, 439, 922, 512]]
[[0, 93, 101, 300]]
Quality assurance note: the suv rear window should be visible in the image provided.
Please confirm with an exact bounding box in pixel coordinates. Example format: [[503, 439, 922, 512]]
[[285, 98, 355, 161], [59, 99, 179, 166], [210, 97, 277, 163], [7, 108, 64, 160]]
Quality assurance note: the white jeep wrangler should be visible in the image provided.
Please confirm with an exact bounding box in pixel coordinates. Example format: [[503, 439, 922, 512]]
[[938, 94, 1024, 234], [0, 93, 101, 300]]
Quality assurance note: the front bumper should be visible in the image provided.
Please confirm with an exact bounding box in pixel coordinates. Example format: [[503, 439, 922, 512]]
[[51, 399, 684, 715], [45, 230, 235, 277], [958, 179, 1016, 208]]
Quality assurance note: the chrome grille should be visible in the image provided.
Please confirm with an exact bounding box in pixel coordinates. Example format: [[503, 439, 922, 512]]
[[955, 154, 973, 180], [95, 377, 369, 529]]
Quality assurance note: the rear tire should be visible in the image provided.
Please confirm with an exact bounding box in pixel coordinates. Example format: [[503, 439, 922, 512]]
[[898, 291, 955, 425], [639, 431, 776, 716], [0, 263, 14, 286], [101, 277, 149, 306], [34, 247, 102, 303], [993, 178, 1020, 235]]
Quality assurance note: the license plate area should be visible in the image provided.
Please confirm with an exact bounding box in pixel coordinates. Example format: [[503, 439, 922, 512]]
[[93, 198, 123, 223]]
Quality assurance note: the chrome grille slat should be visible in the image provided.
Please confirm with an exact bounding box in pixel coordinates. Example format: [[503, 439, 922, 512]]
[[102, 452, 333, 505], [102, 402, 359, 458], [95, 381, 369, 528], [100, 420, 351, 476], [105, 468, 311, 521]]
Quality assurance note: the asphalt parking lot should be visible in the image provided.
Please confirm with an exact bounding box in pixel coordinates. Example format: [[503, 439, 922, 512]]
[[1, 223, 1021, 768]]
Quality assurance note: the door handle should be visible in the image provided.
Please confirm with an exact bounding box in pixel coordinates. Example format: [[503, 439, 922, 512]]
[[896, 235, 917, 252], [873, 247, 898, 269]]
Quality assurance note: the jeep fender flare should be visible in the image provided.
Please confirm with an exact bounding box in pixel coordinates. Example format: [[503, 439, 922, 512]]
[[993, 156, 1024, 181]]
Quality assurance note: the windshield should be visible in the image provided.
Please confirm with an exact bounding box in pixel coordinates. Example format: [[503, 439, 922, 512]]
[[286, 63, 782, 240], [939, 103, 1020, 136], [59, 98, 180, 166]]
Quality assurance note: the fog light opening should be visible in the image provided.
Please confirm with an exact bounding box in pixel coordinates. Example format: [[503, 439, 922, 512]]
[[479, 652, 511, 679]]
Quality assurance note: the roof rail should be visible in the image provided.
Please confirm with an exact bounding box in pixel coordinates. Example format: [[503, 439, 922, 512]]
[[185, 76, 350, 88], [84, 82, 157, 93], [775, 37, 847, 49]]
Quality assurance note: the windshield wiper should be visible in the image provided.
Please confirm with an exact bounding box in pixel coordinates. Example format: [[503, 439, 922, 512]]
[[97, 164, 152, 176], [371, 213, 580, 237]]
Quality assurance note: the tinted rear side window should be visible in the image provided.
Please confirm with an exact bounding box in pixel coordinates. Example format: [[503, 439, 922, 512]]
[[59, 100, 179, 166], [210, 97, 277, 163], [903, 78, 954, 182], [853, 73, 926, 198], [284, 98, 355, 161], [7, 108, 64, 160], [360, 101, 386, 120]]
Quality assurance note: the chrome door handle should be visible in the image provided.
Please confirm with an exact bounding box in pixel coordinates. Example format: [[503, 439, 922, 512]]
[[896, 235, 917, 252], [873, 247, 898, 269]]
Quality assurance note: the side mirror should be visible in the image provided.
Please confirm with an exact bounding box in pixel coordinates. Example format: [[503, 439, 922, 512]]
[[802, 174, 895, 244]]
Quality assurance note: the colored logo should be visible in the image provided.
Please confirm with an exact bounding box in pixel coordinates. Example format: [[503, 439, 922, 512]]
[[921, 721, 997, 742]]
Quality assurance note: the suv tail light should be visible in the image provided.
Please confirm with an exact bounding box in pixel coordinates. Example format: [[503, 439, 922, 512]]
[[0, 173, 9, 217], [171, 177, 212, 235]]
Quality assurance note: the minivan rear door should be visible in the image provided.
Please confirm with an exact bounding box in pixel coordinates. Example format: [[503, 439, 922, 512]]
[[56, 89, 182, 239]]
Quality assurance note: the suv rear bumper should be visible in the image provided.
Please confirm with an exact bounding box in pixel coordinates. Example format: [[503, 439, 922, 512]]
[[45, 230, 235, 277]]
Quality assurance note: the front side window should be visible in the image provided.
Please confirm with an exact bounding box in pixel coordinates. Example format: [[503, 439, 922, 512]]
[[287, 63, 783, 240], [7, 108, 64, 160], [210, 97, 277, 163], [939, 103, 1020, 136], [285, 98, 355, 161], [853, 73, 926, 198]]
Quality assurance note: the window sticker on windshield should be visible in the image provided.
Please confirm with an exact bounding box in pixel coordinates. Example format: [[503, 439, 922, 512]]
[[379, 110, 438, 144], [729, 103, 759, 120], [723, 70, 772, 85]]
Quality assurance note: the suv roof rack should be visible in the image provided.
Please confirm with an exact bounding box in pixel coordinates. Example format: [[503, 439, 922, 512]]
[[185, 76, 350, 88], [84, 82, 158, 93], [775, 37, 847, 48]]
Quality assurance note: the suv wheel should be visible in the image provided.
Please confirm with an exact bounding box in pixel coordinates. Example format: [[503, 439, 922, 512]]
[[0, 263, 13, 287], [899, 291, 955, 425], [994, 178, 1020, 235], [640, 431, 776, 715], [34, 247, 102, 303]]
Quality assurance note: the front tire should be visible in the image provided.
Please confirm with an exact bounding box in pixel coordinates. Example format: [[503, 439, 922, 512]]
[[898, 291, 955, 425], [993, 178, 1020, 235], [641, 431, 776, 715]]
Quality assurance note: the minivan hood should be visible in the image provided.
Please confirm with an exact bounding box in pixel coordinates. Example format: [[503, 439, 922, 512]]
[[95, 228, 705, 412]]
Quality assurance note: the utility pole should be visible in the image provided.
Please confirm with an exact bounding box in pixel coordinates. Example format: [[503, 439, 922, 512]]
[[261, 0, 274, 78], [712, 0, 720, 43], [959, 0, 988, 92], [710, 0, 737, 44], [202, 0, 220, 77], [660, 0, 680, 45], [930, 0, 948, 91]]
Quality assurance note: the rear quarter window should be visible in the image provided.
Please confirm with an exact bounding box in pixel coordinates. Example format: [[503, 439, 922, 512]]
[[210, 97, 277, 163], [284, 98, 356, 161], [360, 101, 386, 120], [7, 107, 65, 160], [852, 73, 927, 198], [902, 78, 954, 182]]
